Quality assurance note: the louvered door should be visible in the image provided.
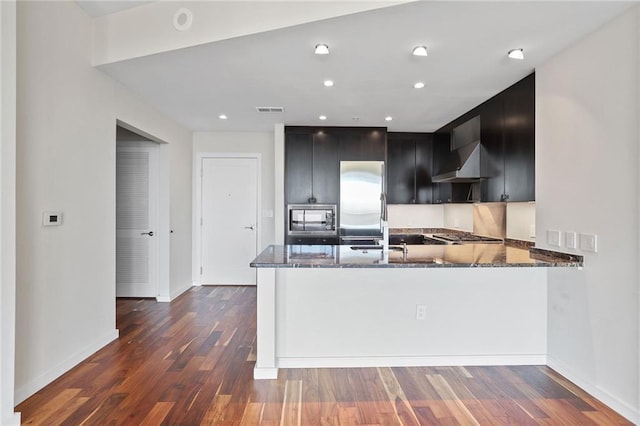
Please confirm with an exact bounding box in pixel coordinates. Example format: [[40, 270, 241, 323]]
[[116, 144, 159, 297]]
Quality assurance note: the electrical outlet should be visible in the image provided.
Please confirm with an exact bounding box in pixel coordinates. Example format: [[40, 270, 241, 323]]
[[415, 304, 426, 320], [579, 233, 598, 253], [565, 232, 577, 249], [546, 230, 561, 247]]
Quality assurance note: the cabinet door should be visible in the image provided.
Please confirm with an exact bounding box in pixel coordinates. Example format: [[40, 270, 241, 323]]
[[479, 96, 505, 202], [414, 134, 434, 204], [286, 236, 338, 245], [432, 132, 452, 204], [339, 130, 385, 161], [386, 134, 416, 204], [285, 133, 313, 204], [312, 132, 339, 204], [503, 74, 535, 202]]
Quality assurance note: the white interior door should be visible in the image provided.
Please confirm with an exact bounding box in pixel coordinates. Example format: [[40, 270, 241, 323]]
[[116, 144, 159, 297], [200, 157, 258, 285]]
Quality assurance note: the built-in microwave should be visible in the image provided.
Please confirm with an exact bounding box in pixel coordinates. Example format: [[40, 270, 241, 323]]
[[287, 204, 337, 236]]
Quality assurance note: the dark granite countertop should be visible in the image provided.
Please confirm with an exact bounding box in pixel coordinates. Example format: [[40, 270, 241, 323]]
[[250, 244, 583, 269]]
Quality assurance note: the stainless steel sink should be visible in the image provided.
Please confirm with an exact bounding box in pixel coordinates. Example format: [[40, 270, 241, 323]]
[[389, 234, 425, 245], [350, 245, 405, 251]]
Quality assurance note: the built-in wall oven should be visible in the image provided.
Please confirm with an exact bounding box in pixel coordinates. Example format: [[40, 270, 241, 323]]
[[287, 204, 337, 239]]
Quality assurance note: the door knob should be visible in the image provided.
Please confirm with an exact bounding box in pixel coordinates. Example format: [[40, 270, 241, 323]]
[[141, 231, 154, 236], [244, 225, 255, 230]]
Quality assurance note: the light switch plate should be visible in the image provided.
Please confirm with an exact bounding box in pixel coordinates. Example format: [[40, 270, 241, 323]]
[[546, 229, 561, 247], [43, 211, 63, 226], [565, 232, 577, 249], [579, 233, 598, 253]]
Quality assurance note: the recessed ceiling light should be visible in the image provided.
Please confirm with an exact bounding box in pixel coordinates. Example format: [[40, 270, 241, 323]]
[[218, 114, 227, 120], [412, 46, 428, 57], [508, 48, 524, 60], [385, 116, 393, 121], [315, 44, 329, 55], [319, 115, 327, 120], [323, 80, 334, 87], [413, 82, 425, 89]]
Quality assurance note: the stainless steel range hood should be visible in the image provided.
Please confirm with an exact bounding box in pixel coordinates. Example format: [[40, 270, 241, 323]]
[[432, 141, 486, 183]]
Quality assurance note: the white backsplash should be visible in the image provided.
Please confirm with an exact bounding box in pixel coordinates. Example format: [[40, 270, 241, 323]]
[[443, 204, 474, 232], [389, 202, 535, 242], [473, 203, 507, 238], [387, 204, 444, 228], [506, 202, 536, 242]]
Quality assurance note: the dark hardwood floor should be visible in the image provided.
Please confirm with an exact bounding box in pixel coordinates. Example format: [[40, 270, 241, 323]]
[[17, 286, 631, 425]]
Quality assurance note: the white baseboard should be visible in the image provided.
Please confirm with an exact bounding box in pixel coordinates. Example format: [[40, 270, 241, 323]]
[[1, 412, 21, 426], [156, 282, 192, 303], [547, 357, 639, 424], [14, 329, 119, 405], [254, 367, 278, 380], [277, 354, 547, 369]]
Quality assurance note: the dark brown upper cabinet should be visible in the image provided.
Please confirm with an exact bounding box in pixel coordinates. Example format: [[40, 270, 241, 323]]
[[502, 74, 535, 202], [387, 133, 434, 204], [284, 127, 385, 206], [479, 74, 535, 202], [284, 130, 339, 205], [338, 128, 386, 161], [435, 73, 535, 203]]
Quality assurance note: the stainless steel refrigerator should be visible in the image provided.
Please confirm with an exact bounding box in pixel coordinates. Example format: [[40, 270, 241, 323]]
[[339, 161, 385, 244]]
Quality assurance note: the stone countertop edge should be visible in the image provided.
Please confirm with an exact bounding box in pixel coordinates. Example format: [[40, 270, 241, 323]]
[[250, 245, 583, 269], [249, 261, 566, 269], [530, 247, 584, 265]]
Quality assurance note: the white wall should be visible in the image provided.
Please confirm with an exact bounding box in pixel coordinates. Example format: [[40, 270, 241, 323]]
[[193, 132, 276, 249], [0, 1, 19, 423], [92, 1, 405, 65], [537, 7, 639, 422], [387, 204, 444, 228], [274, 124, 285, 244], [15, 1, 192, 404]]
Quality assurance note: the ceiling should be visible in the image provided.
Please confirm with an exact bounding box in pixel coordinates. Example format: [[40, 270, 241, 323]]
[[89, 1, 633, 133], [76, 0, 152, 17]]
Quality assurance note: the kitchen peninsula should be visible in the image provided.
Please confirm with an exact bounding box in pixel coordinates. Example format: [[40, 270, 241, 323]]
[[250, 242, 581, 379]]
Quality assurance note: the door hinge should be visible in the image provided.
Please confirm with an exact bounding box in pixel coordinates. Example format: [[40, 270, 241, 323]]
[[200, 266, 203, 275], [200, 217, 203, 226]]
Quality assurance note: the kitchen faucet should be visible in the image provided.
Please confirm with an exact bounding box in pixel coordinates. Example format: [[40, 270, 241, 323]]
[[380, 193, 389, 252]]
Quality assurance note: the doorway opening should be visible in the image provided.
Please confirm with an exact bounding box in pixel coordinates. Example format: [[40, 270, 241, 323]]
[[115, 123, 170, 300]]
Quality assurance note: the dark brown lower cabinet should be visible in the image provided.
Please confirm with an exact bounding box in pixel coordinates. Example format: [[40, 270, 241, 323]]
[[286, 236, 339, 245]]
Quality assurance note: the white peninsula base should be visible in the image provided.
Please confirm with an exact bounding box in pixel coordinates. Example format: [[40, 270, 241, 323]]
[[254, 267, 547, 379]]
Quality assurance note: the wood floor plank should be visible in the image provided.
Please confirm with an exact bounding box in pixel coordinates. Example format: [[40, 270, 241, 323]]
[[425, 374, 481, 425], [138, 401, 175, 425], [20, 388, 82, 425], [16, 286, 633, 426], [377, 367, 421, 425]]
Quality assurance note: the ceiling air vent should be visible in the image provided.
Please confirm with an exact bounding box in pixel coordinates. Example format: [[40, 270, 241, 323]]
[[256, 107, 284, 113]]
